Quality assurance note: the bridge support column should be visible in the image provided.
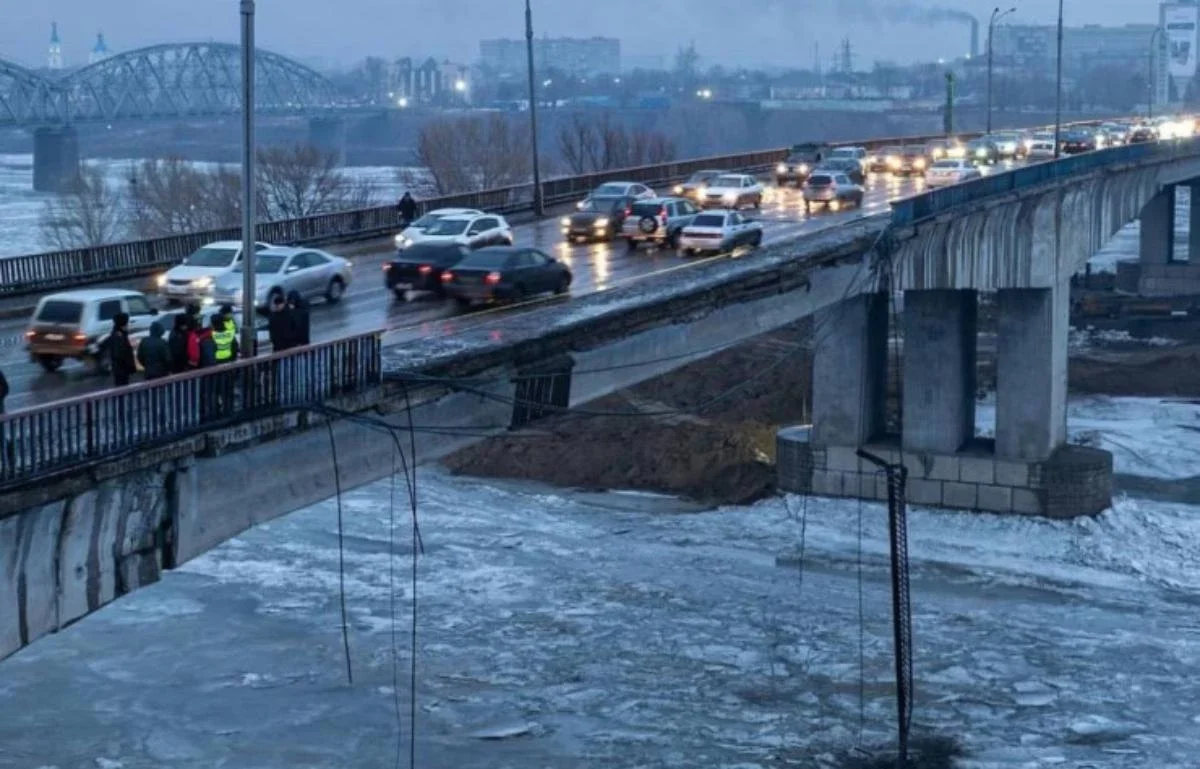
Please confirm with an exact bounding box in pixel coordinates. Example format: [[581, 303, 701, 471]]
[[32, 126, 80, 193], [777, 286, 1112, 519], [308, 117, 346, 166], [1189, 182, 1200, 261], [1138, 188, 1175, 266], [902, 289, 976, 454], [1137, 185, 1200, 295]]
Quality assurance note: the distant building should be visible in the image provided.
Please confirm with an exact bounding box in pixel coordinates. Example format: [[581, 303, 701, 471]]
[[48, 22, 63, 70], [89, 32, 109, 65], [992, 23, 1157, 75], [386, 57, 470, 105], [479, 37, 620, 78]]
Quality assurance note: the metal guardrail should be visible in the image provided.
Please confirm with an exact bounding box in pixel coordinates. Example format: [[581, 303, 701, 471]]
[[891, 132, 1200, 226], [0, 330, 381, 486], [1, 131, 981, 300]]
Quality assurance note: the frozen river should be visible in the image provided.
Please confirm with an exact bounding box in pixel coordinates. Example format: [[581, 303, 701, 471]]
[[1, 396, 1199, 768]]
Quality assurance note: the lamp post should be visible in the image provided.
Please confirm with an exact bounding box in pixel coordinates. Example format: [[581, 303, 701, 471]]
[[239, 0, 257, 355], [1053, 0, 1064, 159], [1149, 26, 1165, 119], [987, 6, 1016, 134], [525, 0, 544, 217]]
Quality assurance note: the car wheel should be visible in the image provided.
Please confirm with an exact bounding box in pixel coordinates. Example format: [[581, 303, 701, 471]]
[[269, 287, 284, 306], [554, 274, 571, 295], [513, 283, 528, 301], [453, 297, 472, 310], [626, 237, 638, 252], [89, 351, 110, 376], [393, 287, 409, 302], [37, 354, 63, 373], [750, 231, 763, 247], [753, 195, 762, 209], [666, 230, 680, 249], [326, 277, 345, 303]]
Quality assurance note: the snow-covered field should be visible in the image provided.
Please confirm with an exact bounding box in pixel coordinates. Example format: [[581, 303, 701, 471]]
[[1, 397, 1199, 768]]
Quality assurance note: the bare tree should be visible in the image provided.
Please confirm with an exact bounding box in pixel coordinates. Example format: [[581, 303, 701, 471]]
[[557, 112, 677, 173], [255, 144, 376, 220], [39, 166, 127, 249], [126, 157, 240, 238], [414, 113, 532, 194]]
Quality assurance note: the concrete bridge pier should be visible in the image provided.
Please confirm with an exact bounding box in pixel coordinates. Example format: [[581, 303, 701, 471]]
[[778, 286, 1112, 518], [32, 125, 80, 193], [1137, 184, 1200, 295], [307, 116, 346, 166]]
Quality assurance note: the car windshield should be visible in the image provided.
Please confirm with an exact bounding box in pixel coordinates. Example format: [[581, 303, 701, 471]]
[[412, 212, 454, 228], [579, 197, 625, 213], [456, 250, 512, 269], [595, 183, 629, 196], [883, 146, 903, 155], [807, 175, 834, 187], [691, 214, 727, 227], [184, 246, 239, 267], [932, 160, 962, 169], [397, 244, 463, 262], [234, 254, 287, 273], [902, 147, 924, 155], [821, 161, 849, 170], [713, 176, 743, 187], [425, 219, 471, 235], [785, 155, 808, 163], [830, 148, 858, 158], [993, 133, 1018, 141], [688, 171, 718, 182], [36, 299, 84, 324]]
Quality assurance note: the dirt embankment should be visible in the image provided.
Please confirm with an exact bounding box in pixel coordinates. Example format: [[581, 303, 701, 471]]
[[443, 325, 1200, 507]]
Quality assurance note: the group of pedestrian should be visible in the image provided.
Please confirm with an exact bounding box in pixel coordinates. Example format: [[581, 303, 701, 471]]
[[268, 290, 311, 352], [107, 303, 243, 387]]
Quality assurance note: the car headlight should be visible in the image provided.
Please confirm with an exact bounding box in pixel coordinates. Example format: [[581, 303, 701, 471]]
[[395, 235, 411, 249], [673, 185, 684, 194], [155, 274, 167, 287], [798, 163, 809, 173], [723, 192, 737, 201], [576, 200, 586, 210], [777, 163, 788, 174], [975, 147, 987, 157], [886, 156, 900, 167], [594, 217, 610, 228], [193, 276, 213, 289], [560, 217, 570, 227], [914, 158, 926, 169]]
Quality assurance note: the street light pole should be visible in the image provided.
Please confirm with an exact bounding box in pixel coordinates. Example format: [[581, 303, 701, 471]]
[[525, 0, 544, 217], [1149, 26, 1165, 120], [1053, 0, 1064, 159], [239, 0, 257, 356], [987, 7, 1016, 135]]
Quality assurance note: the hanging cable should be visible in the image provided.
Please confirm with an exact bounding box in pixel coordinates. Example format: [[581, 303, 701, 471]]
[[388, 442, 404, 769], [325, 419, 354, 686]]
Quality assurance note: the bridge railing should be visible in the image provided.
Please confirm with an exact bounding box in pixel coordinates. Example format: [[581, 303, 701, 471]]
[[891, 133, 1200, 226], [0, 330, 382, 487], [1, 132, 984, 300]]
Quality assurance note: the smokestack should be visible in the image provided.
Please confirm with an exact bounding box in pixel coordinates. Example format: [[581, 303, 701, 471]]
[[970, 16, 979, 58]]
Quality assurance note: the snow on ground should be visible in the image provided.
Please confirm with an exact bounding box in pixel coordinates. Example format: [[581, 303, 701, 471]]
[[1069, 327, 1180, 350], [976, 396, 1200, 480], [1, 399, 1200, 767]]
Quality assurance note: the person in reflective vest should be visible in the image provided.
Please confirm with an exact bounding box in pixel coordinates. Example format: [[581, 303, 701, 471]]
[[212, 313, 238, 363]]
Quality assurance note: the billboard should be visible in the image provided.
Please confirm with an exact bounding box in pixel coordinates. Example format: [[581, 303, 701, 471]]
[[1164, 3, 1199, 98]]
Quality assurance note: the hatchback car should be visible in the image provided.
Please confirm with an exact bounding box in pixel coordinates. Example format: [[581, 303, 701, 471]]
[[441, 247, 572, 306], [399, 213, 514, 251], [802, 173, 865, 212], [677, 211, 764, 256], [26, 289, 161, 372], [577, 181, 655, 209], [698, 174, 764, 210], [212, 247, 353, 310], [923, 159, 983, 187], [561, 196, 634, 242], [384, 242, 470, 299], [156, 240, 273, 303], [673, 170, 723, 199]]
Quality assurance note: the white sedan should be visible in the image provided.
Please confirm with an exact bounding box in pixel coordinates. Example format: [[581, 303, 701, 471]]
[[698, 173, 764, 210], [397, 213, 514, 250], [678, 210, 764, 256], [577, 181, 655, 209], [394, 207, 483, 250], [923, 159, 983, 187]]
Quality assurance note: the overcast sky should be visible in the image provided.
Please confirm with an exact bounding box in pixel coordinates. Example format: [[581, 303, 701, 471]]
[[0, 0, 1159, 72]]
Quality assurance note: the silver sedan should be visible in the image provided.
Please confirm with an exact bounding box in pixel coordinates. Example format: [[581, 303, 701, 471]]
[[211, 246, 353, 309]]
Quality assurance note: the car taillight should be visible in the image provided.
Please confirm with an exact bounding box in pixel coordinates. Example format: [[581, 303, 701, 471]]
[[73, 333, 87, 342], [24, 330, 34, 340], [624, 207, 632, 217], [485, 272, 502, 285], [418, 264, 432, 274], [382, 264, 391, 271], [441, 271, 454, 283]]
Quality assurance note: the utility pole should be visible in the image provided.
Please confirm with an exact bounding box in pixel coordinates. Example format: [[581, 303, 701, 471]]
[[239, 0, 257, 356], [1149, 26, 1165, 120], [944, 71, 956, 136], [987, 6, 1016, 134], [525, 0, 544, 217], [1053, 0, 1064, 159]]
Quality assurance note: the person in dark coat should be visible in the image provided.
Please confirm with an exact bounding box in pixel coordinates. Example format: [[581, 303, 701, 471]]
[[167, 313, 191, 374], [0, 368, 10, 466], [0, 367, 8, 415], [287, 291, 311, 347], [137, 320, 171, 380], [109, 312, 137, 387], [267, 293, 295, 352], [398, 192, 417, 227]]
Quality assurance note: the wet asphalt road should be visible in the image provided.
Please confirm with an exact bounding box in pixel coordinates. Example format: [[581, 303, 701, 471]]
[[0, 167, 1021, 412]]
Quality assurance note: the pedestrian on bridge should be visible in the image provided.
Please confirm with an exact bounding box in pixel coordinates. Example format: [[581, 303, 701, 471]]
[[398, 191, 418, 228], [109, 313, 136, 388], [287, 291, 311, 347], [137, 321, 171, 381], [168, 314, 192, 374]]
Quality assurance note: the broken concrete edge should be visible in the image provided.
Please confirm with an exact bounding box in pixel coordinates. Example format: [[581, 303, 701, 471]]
[[383, 215, 889, 383], [776, 427, 1113, 518]]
